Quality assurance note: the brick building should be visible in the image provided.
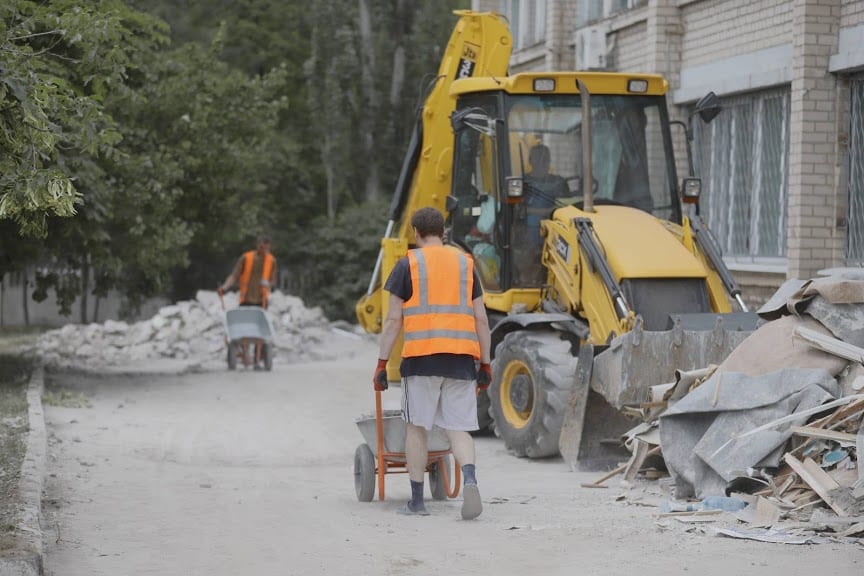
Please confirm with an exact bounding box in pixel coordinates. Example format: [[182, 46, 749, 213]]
[[473, 0, 864, 308]]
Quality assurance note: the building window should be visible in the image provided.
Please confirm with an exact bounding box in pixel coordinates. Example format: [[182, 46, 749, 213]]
[[847, 76, 864, 262], [499, 0, 546, 48], [692, 88, 790, 260], [576, 0, 647, 27]]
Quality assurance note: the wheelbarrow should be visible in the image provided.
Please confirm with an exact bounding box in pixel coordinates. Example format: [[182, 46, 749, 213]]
[[218, 290, 275, 371], [353, 390, 461, 502]]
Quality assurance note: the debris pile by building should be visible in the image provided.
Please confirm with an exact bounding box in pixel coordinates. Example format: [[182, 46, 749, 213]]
[[581, 272, 864, 544], [35, 290, 370, 370]]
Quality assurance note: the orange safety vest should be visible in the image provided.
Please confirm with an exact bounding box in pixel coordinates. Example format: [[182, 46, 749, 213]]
[[239, 251, 275, 307], [401, 246, 480, 359]]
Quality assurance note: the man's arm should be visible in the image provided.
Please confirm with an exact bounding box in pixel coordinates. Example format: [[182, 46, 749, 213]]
[[378, 292, 404, 360], [220, 256, 244, 291], [472, 296, 491, 364], [263, 259, 277, 289]]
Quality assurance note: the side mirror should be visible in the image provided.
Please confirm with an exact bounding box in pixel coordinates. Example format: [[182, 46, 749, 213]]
[[694, 92, 721, 124], [681, 177, 702, 204], [505, 176, 524, 204], [445, 195, 460, 213]]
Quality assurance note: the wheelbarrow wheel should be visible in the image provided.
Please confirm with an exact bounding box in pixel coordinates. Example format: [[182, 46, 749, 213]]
[[227, 341, 238, 370], [354, 444, 376, 502], [262, 342, 273, 371], [428, 455, 452, 500]]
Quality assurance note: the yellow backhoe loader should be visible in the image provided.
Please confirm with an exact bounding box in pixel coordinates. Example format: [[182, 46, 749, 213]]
[[356, 11, 757, 467]]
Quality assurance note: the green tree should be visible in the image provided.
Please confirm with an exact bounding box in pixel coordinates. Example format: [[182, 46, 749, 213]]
[[0, 0, 165, 237]]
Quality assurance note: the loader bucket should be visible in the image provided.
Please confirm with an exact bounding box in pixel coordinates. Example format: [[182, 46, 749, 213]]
[[559, 314, 757, 470]]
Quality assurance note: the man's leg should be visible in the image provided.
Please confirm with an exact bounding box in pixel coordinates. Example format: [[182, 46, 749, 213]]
[[446, 429, 482, 519], [444, 429, 475, 471], [400, 376, 440, 516], [439, 379, 483, 520], [405, 422, 429, 513]]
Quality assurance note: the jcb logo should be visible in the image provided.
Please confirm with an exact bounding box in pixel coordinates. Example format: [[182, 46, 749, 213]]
[[462, 43, 478, 61], [456, 42, 480, 79], [555, 236, 570, 264]]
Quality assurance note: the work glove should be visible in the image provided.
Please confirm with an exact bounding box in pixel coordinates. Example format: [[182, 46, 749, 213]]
[[373, 358, 389, 391], [477, 363, 492, 391]]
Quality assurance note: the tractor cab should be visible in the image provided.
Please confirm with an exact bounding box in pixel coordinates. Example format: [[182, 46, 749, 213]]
[[448, 73, 683, 293]]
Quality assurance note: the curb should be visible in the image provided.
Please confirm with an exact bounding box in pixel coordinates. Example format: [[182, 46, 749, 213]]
[[0, 365, 47, 576]]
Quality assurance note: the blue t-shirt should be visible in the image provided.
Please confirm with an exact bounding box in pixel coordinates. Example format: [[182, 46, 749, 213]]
[[384, 255, 483, 380]]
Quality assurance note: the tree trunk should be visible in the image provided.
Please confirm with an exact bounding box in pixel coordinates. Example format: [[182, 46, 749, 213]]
[[80, 261, 89, 325], [22, 270, 29, 326], [357, 0, 380, 201]]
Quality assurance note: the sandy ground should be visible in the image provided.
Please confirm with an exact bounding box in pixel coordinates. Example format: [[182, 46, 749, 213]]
[[41, 339, 863, 576]]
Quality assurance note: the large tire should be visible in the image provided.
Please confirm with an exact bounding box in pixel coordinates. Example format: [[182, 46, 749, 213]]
[[489, 331, 578, 458], [354, 444, 376, 502], [428, 455, 452, 501], [475, 390, 494, 433]]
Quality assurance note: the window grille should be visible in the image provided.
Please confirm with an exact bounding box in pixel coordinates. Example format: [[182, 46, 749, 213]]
[[577, 0, 647, 27], [846, 77, 864, 262], [692, 88, 790, 259], [500, 0, 547, 48]]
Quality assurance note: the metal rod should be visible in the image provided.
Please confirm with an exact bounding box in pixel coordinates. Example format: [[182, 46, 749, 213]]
[[577, 79, 593, 213], [366, 220, 395, 296]]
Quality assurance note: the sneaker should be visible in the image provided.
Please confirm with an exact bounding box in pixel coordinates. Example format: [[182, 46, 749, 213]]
[[461, 483, 482, 520], [397, 501, 430, 516]]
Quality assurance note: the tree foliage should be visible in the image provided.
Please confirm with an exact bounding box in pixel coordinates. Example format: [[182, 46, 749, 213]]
[[0, 0, 163, 236], [1, 0, 470, 322]]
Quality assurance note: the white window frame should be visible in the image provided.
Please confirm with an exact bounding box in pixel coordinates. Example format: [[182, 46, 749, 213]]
[[499, 0, 547, 49], [577, 0, 646, 27], [694, 88, 790, 265]]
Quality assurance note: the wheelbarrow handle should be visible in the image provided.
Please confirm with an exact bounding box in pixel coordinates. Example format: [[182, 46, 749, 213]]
[[217, 285, 226, 310]]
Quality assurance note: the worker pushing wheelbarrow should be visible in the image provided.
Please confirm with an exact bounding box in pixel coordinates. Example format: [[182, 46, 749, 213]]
[[218, 235, 278, 371], [355, 207, 492, 518]]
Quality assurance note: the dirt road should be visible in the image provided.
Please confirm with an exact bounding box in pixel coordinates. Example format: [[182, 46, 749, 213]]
[[42, 340, 862, 575]]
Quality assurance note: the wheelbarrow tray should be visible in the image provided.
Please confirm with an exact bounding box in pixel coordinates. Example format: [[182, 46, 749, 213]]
[[223, 306, 275, 342], [355, 409, 450, 458]]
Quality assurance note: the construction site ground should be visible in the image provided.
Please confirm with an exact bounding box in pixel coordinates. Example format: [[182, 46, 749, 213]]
[[40, 338, 862, 576]]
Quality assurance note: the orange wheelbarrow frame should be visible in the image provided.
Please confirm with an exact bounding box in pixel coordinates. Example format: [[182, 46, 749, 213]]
[[355, 390, 461, 502]]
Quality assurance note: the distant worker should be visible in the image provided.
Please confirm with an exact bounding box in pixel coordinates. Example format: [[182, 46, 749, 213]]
[[220, 235, 277, 310], [374, 207, 492, 519]]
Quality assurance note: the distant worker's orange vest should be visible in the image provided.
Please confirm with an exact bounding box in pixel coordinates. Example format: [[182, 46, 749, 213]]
[[239, 251, 275, 307], [401, 246, 480, 359]]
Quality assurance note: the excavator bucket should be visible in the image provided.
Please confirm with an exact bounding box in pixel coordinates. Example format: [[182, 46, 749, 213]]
[[559, 314, 757, 470]]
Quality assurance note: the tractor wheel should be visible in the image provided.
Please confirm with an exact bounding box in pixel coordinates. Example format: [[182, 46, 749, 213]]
[[428, 455, 452, 501], [227, 341, 238, 371], [489, 331, 578, 458], [354, 444, 376, 502], [475, 390, 494, 433]]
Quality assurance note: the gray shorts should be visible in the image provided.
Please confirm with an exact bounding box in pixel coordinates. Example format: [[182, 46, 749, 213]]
[[401, 375, 478, 432]]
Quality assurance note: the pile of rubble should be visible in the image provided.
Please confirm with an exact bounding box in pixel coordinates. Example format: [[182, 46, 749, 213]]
[[582, 273, 864, 544], [36, 290, 369, 370]]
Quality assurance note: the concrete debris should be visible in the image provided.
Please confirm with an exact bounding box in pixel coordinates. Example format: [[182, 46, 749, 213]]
[[34, 290, 370, 370], [585, 274, 864, 544]]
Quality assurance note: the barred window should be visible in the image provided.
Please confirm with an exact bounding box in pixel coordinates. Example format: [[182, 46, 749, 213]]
[[499, 0, 546, 48], [692, 88, 790, 260], [576, 0, 647, 27], [846, 76, 864, 262]]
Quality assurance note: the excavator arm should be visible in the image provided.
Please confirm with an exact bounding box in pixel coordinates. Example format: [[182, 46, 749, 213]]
[[356, 11, 512, 347]]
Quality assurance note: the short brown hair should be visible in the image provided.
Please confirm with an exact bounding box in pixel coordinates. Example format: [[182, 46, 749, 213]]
[[411, 207, 445, 239]]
